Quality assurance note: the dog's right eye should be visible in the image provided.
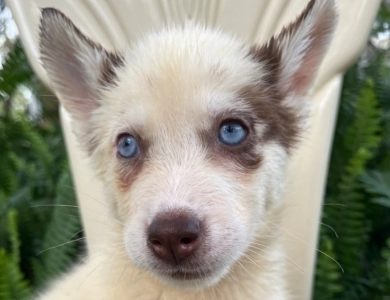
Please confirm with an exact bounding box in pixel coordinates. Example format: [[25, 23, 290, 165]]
[[117, 134, 140, 158], [218, 121, 247, 146]]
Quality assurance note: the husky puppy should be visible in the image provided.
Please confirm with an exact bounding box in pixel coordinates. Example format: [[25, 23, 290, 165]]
[[37, 0, 337, 299]]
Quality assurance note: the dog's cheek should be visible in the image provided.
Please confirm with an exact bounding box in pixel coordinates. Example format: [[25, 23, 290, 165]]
[[121, 170, 184, 269], [123, 213, 151, 269], [223, 142, 289, 236], [199, 170, 256, 252], [113, 163, 142, 214], [256, 142, 289, 210], [215, 150, 268, 229], [120, 183, 153, 269]]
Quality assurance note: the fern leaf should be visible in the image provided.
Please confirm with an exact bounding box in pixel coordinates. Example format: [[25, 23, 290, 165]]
[[5, 256, 32, 300], [314, 235, 343, 300], [0, 211, 32, 300], [317, 79, 383, 297], [0, 155, 18, 196], [33, 169, 82, 287], [361, 170, 390, 208], [7, 210, 20, 265], [0, 250, 12, 300], [0, 42, 33, 96]]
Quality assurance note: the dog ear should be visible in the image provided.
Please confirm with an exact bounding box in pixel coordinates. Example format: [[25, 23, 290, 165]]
[[39, 8, 124, 140], [250, 0, 337, 99]]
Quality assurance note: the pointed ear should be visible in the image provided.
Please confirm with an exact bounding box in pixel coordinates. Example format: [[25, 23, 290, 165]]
[[250, 0, 337, 97], [39, 8, 124, 125]]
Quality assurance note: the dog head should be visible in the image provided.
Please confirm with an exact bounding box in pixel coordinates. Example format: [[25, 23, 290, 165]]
[[39, 0, 336, 288]]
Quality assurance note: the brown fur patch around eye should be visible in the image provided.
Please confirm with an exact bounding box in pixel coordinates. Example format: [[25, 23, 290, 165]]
[[238, 83, 300, 152], [200, 78, 299, 172], [115, 135, 150, 193], [199, 112, 263, 172]]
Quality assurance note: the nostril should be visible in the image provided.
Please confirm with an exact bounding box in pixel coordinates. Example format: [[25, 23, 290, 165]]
[[150, 239, 162, 247], [180, 237, 194, 245]]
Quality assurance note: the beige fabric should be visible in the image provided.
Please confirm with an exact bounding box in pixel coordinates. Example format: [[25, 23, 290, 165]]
[[7, 1, 380, 298]]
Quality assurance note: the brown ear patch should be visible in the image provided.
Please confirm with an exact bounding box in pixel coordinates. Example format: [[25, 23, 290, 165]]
[[40, 8, 125, 90], [277, 0, 316, 41], [249, 0, 336, 96], [99, 52, 125, 87], [248, 44, 281, 87], [246, 0, 317, 88], [247, 36, 299, 151]]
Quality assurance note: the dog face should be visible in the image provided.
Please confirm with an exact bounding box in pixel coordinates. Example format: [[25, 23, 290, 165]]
[[40, 0, 336, 288]]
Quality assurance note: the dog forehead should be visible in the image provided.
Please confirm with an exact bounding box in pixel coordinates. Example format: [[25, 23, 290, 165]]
[[109, 25, 264, 132]]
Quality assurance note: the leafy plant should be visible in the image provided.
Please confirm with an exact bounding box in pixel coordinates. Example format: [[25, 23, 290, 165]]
[[314, 79, 383, 299], [361, 171, 390, 208], [0, 210, 32, 300], [0, 2, 388, 299], [0, 39, 83, 297], [314, 3, 390, 299]]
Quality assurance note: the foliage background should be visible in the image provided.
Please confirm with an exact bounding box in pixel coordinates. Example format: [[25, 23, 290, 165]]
[[0, 1, 389, 299]]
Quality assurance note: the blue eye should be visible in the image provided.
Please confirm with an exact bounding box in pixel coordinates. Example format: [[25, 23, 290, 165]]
[[218, 121, 247, 145], [117, 134, 140, 158]]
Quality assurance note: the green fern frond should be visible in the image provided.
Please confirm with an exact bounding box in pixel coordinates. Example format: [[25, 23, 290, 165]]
[[314, 235, 343, 300], [343, 79, 382, 154], [33, 169, 82, 287], [366, 238, 390, 298], [4, 254, 32, 300], [0, 250, 12, 300], [0, 42, 34, 97], [17, 118, 54, 171], [7, 210, 20, 265], [3, 118, 53, 172], [0, 211, 32, 300], [0, 187, 31, 219], [318, 79, 383, 297], [379, 238, 390, 294], [0, 155, 18, 196], [361, 170, 390, 208]]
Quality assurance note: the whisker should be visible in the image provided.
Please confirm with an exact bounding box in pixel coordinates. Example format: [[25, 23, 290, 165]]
[[64, 212, 125, 227], [267, 220, 344, 273], [36, 237, 86, 255], [68, 229, 85, 241], [247, 246, 306, 275], [30, 204, 79, 208], [61, 185, 110, 210], [319, 222, 338, 238]]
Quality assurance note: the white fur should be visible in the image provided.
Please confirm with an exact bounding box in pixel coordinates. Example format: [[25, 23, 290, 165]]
[[37, 0, 337, 299]]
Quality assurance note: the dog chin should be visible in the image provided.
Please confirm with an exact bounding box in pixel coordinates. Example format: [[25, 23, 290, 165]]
[[153, 266, 230, 289]]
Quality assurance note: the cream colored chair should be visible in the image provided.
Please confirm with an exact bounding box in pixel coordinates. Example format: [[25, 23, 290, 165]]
[[7, 1, 380, 299]]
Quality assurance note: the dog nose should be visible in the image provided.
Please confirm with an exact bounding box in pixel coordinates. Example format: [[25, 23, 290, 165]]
[[147, 212, 201, 265]]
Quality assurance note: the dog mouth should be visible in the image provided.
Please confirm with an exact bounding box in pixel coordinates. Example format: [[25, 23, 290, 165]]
[[156, 270, 213, 283], [164, 269, 212, 280]]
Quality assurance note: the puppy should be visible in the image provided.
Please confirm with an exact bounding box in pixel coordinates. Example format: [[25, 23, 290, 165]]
[[37, 0, 336, 299]]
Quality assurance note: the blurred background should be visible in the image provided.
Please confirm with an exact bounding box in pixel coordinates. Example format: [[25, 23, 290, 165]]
[[0, 1, 389, 299]]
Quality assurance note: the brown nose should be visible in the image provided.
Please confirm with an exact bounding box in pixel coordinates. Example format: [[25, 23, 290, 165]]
[[147, 211, 201, 265]]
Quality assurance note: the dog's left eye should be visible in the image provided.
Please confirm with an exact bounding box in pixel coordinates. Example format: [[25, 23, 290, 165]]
[[218, 121, 247, 145], [117, 134, 140, 158]]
